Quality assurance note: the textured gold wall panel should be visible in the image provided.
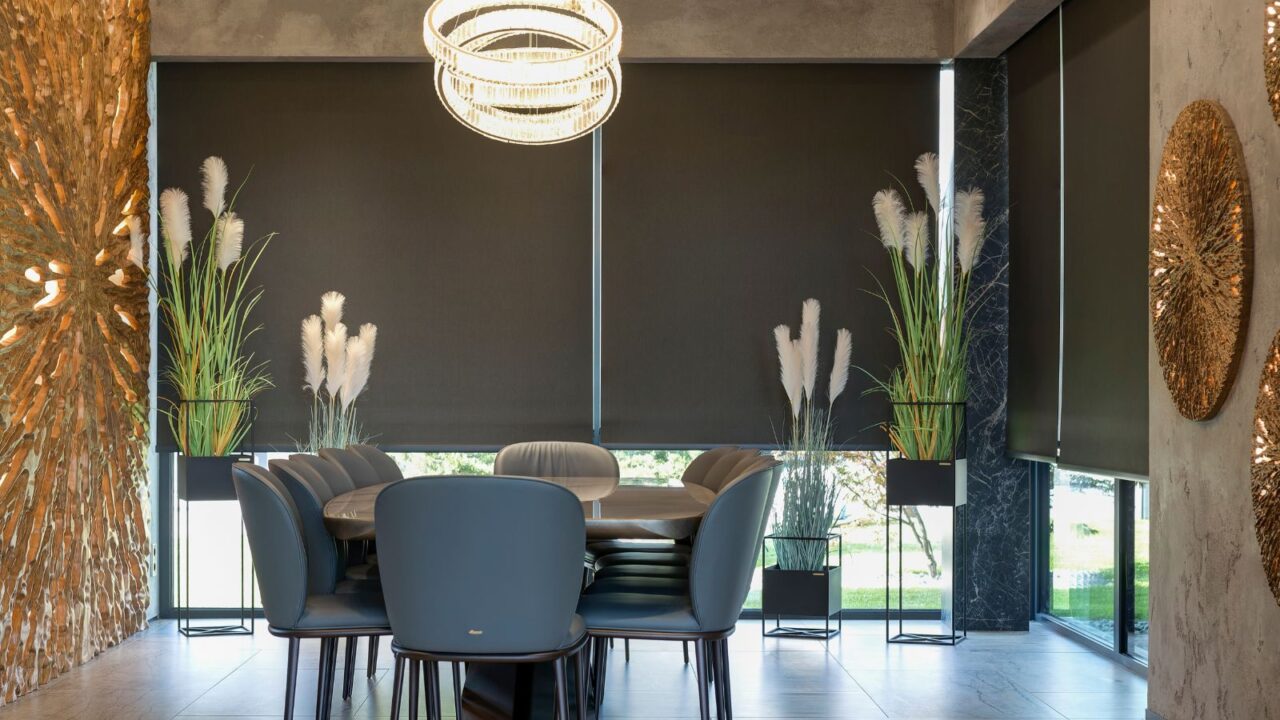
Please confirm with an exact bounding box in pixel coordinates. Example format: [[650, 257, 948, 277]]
[[1150, 100, 1253, 421], [0, 0, 151, 702]]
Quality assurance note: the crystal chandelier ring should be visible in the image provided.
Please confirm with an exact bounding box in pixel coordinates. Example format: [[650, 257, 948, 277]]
[[423, 0, 623, 145]]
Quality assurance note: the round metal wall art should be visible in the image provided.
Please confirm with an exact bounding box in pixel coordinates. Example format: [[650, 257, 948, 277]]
[[1253, 331, 1280, 606], [1267, 1, 1280, 124], [1150, 100, 1253, 421]]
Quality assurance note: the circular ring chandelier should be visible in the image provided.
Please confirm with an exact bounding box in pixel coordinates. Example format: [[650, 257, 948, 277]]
[[423, 0, 623, 145]]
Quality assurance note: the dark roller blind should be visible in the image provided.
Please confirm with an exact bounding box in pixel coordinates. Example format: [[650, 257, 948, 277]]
[[1059, 0, 1149, 477], [157, 63, 593, 450], [1006, 10, 1062, 463], [600, 64, 939, 446]]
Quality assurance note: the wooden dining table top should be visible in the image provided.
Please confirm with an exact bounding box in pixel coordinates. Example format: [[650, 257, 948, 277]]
[[322, 476, 712, 542]]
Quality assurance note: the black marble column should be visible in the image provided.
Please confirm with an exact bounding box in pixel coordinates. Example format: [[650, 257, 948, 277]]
[[953, 58, 1032, 631]]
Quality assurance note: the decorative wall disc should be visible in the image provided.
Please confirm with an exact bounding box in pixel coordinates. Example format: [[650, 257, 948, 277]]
[[1266, 2, 1280, 124], [0, 0, 151, 703], [1150, 100, 1252, 421], [1252, 331, 1280, 606]]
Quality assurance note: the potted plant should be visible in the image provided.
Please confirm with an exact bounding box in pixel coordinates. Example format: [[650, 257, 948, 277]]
[[869, 152, 990, 504], [297, 291, 378, 452], [157, 157, 273, 500], [761, 299, 852, 636]]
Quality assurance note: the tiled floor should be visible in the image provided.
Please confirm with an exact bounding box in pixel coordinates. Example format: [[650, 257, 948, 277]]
[[0, 620, 1147, 719]]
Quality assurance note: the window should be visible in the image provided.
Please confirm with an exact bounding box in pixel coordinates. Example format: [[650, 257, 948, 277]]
[[1129, 481, 1150, 663]]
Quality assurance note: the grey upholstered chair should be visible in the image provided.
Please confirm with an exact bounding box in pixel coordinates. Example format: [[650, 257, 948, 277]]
[[290, 453, 357, 495], [493, 440, 619, 479], [576, 462, 782, 720], [290, 453, 378, 580], [319, 447, 384, 488], [350, 444, 405, 482], [232, 463, 390, 720], [270, 459, 382, 694], [376, 476, 591, 720]]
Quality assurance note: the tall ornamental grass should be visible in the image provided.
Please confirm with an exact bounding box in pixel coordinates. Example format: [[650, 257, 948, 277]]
[[157, 157, 273, 456], [298, 292, 378, 451]]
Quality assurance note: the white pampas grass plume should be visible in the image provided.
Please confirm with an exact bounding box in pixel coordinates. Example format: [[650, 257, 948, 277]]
[[828, 328, 852, 408], [904, 211, 930, 272], [358, 323, 378, 358], [799, 298, 821, 401], [340, 337, 373, 409], [774, 325, 803, 419], [955, 189, 987, 275], [915, 152, 941, 214], [126, 215, 146, 270], [872, 189, 907, 253], [324, 323, 348, 398], [216, 212, 244, 271], [321, 291, 345, 331], [201, 156, 229, 217], [159, 188, 191, 269], [301, 315, 325, 395]]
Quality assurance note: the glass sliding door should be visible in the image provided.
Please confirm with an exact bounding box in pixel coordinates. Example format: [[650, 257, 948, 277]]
[[1128, 480, 1150, 662], [1048, 468, 1117, 647]]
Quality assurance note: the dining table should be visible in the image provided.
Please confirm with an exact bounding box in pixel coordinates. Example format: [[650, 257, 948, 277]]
[[320, 475, 712, 720]]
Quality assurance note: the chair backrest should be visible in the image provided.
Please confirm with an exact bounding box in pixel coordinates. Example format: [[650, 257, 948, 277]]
[[269, 458, 341, 594], [376, 476, 585, 655], [701, 448, 761, 493], [232, 463, 308, 630], [350, 444, 405, 482], [493, 441, 618, 479], [688, 462, 781, 632], [679, 447, 738, 489], [319, 447, 384, 488], [289, 453, 355, 497]]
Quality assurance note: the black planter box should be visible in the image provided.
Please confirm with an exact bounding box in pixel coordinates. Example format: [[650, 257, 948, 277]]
[[885, 458, 967, 507], [177, 454, 251, 502], [762, 565, 842, 618]]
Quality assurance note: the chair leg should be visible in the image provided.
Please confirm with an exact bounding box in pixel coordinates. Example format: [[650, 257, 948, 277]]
[[683, 641, 690, 665], [408, 659, 421, 720], [693, 640, 711, 720], [283, 638, 300, 720], [575, 648, 588, 720], [367, 635, 380, 678], [592, 638, 608, 710], [451, 661, 463, 717], [719, 639, 733, 720], [389, 655, 405, 720], [624, 638, 630, 662], [317, 638, 338, 720], [554, 656, 571, 720], [712, 641, 726, 720], [343, 636, 358, 701], [424, 661, 442, 720]]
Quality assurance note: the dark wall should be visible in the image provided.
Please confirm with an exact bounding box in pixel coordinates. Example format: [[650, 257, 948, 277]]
[[600, 64, 939, 447], [157, 63, 594, 449]]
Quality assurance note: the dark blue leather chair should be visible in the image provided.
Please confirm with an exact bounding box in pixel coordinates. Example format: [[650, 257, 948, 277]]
[[232, 463, 390, 720], [376, 476, 591, 720], [350, 444, 405, 482]]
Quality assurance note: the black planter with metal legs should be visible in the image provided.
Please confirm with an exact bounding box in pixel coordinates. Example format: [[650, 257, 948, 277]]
[[760, 534, 842, 639]]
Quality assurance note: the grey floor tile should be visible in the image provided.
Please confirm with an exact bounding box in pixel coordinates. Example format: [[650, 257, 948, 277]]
[[1031, 692, 1148, 719]]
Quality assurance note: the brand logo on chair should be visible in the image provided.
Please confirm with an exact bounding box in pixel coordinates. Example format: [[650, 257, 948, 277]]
[[468, 629, 484, 635]]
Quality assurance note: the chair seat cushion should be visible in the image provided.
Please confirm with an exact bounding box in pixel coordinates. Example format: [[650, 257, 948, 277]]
[[295, 593, 389, 631], [595, 551, 689, 568], [587, 540, 690, 556], [585, 576, 689, 596], [594, 564, 689, 580], [577, 591, 700, 634], [345, 563, 380, 580]]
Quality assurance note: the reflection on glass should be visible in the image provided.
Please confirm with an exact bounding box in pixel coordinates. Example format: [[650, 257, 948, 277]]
[[1049, 468, 1116, 647], [1130, 481, 1150, 663]]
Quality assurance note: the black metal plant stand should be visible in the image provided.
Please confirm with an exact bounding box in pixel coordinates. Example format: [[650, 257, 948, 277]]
[[884, 400, 967, 646], [761, 534, 842, 639], [175, 399, 256, 637]]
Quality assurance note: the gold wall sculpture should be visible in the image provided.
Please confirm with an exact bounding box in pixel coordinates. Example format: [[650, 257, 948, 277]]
[[1268, 1, 1280, 124], [1253, 332, 1280, 605], [0, 0, 151, 703], [1150, 100, 1252, 421]]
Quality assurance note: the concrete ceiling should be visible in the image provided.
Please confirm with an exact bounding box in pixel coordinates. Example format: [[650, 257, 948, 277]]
[[150, 0, 1059, 62]]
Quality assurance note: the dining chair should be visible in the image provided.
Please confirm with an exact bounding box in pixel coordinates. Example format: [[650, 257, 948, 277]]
[[291, 453, 379, 580], [350, 444, 405, 482], [271, 458, 383, 691], [320, 447, 384, 489], [493, 440, 619, 479], [576, 462, 782, 720], [376, 475, 591, 720], [232, 463, 391, 720], [290, 453, 357, 495]]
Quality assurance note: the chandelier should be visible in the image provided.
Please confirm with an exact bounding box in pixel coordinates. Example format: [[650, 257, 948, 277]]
[[423, 0, 623, 145]]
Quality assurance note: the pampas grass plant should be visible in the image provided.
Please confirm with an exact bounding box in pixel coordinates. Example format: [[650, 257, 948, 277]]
[[299, 292, 378, 451], [773, 299, 853, 571], [869, 152, 991, 460], [157, 157, 273, 456]]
